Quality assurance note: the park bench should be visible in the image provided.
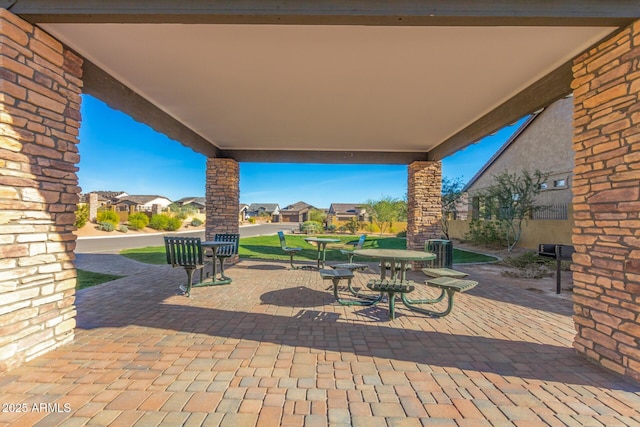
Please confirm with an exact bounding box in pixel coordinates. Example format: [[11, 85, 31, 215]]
[[341, 234, 367, 263], [278, 231, 303, 269], [164, 236, 209, 297], [206, 233, 239, 284]]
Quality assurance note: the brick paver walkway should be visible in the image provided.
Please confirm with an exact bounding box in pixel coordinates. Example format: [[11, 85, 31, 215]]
[[1, 255, 639, 426]]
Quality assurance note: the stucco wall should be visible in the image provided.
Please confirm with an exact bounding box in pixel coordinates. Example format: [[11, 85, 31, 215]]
[[448, 216, 574, 250], [466, 97, 574, 207]]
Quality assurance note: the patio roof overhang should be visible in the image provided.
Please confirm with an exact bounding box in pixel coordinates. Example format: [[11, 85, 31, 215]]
[[10, 0, 635, 164]]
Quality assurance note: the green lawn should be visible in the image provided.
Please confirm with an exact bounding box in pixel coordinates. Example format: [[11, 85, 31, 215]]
[[120, 235, 496, 265], [120, 246, 169, 265], [76, 269, 124, 290]]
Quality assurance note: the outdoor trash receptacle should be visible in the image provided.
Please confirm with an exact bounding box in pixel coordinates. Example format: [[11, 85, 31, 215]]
[[425, 239, 453, 269]]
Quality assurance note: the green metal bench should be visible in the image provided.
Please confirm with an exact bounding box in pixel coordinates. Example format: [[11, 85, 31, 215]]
[[320, 268, 382, 307], [421, 239, 468, 279], [341, 234, 366, 263], [421, 267, 468, 279], [164, 236, 209, 297], [401, 276, 478, 318], [210, 233, 239, 285], [366, 279, 416, 320], [278, 231, 303, 269]]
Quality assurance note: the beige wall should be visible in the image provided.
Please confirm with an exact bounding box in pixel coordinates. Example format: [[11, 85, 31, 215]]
[[467, 97, 574, 207], [448, 214, 574, 250]]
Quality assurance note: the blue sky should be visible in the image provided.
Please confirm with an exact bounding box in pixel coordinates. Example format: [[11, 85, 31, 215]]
[[78, 95, 524, 208]]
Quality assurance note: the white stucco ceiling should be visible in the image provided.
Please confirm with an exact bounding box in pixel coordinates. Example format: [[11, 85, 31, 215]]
[[43, 23, 615, 154]]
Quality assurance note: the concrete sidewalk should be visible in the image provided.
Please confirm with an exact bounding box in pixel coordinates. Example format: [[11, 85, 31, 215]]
[[1, 255, 638, 426]]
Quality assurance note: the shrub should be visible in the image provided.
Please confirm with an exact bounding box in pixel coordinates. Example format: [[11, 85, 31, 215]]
[[97, 210, 119, 224], [396, 230, 407, 238], [503, 251, 552, 269], [364, 223, 380, 233], [248, 217, 256, 224], [128, 212, 149, 230], [191, 218, 203, 227], [501, 251, 555, 279], [165, 217, 182, 231], [344, 217, 361, 234], [98, 221, 115, 232], [149, 214, 170, 230], [74, 204, 89, 228], [325, 223, 337, 232], [465, 220, 505, 247], [301, 221, 322, 234], [118, 225, 129, 233]]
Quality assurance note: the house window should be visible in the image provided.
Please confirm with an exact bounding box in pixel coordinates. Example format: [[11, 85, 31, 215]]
[[539, 182, 549, 190], [553, 179, 566, 188]]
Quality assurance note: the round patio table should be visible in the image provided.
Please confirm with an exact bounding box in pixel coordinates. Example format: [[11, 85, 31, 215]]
[[353, 248, 436, 281], [304, 237, 340, 269]]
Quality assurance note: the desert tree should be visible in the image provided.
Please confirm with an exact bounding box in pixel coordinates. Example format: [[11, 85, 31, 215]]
[[441, 177, 465, 239], [479, 169, 548, 251]]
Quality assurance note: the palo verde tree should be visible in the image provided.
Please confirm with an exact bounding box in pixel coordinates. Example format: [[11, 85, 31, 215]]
[[364, 196, 406, 235], [479, 169, 547, 251], [441, 177, 465, 239]]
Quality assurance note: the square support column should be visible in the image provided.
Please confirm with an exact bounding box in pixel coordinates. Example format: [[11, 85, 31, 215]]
[[571, 19, 640, 382], [0, 10, 83, 372], [205, 158, 240, 262], [407, 161, 442, 255]]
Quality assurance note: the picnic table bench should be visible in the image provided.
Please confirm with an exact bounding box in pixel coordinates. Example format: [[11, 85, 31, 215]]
[[319, 268, 382, 306]]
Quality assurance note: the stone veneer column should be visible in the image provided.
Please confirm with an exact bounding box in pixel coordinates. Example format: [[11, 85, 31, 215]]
[[406, 161, 442, 255], [571, 19, 640, 382], [87, 192, 98, 222], [205, 158, 240, 262], [0, 9, 83, 372]]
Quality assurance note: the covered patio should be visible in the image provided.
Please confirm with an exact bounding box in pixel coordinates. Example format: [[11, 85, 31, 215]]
[[2, 0, 640, 411], [1, 256, 638, 425]]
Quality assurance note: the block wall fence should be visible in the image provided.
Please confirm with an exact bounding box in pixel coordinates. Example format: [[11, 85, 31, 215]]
[[571, 21, 640, 382], [0, 9, 83, 371]]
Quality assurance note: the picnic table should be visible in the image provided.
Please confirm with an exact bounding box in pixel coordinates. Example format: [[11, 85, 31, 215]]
[[347, 248, 476, 319], [304, 237, 340, 269], [353, 248, 436, 281]]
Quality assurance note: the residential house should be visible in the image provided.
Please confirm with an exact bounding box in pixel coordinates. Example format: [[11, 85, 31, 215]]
[[174, 196, 206, 213], [460, 96, 574, 248], [327, 203, 367, 222], [280, 201, 315, 223], [112, 195, 173, 213], [247, 203, 280, 222], [463, 96, 574, 219], [239, 204, 249, 222], [79, 190, 128, 207]]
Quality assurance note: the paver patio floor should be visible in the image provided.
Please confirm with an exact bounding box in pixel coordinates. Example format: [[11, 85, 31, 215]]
[[1, 255, 639, 426]]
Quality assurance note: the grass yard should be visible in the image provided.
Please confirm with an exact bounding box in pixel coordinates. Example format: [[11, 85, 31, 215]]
[[120, 246, 169, 265], [120, 235, 497, 265], [76, 269, 124, 290]]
